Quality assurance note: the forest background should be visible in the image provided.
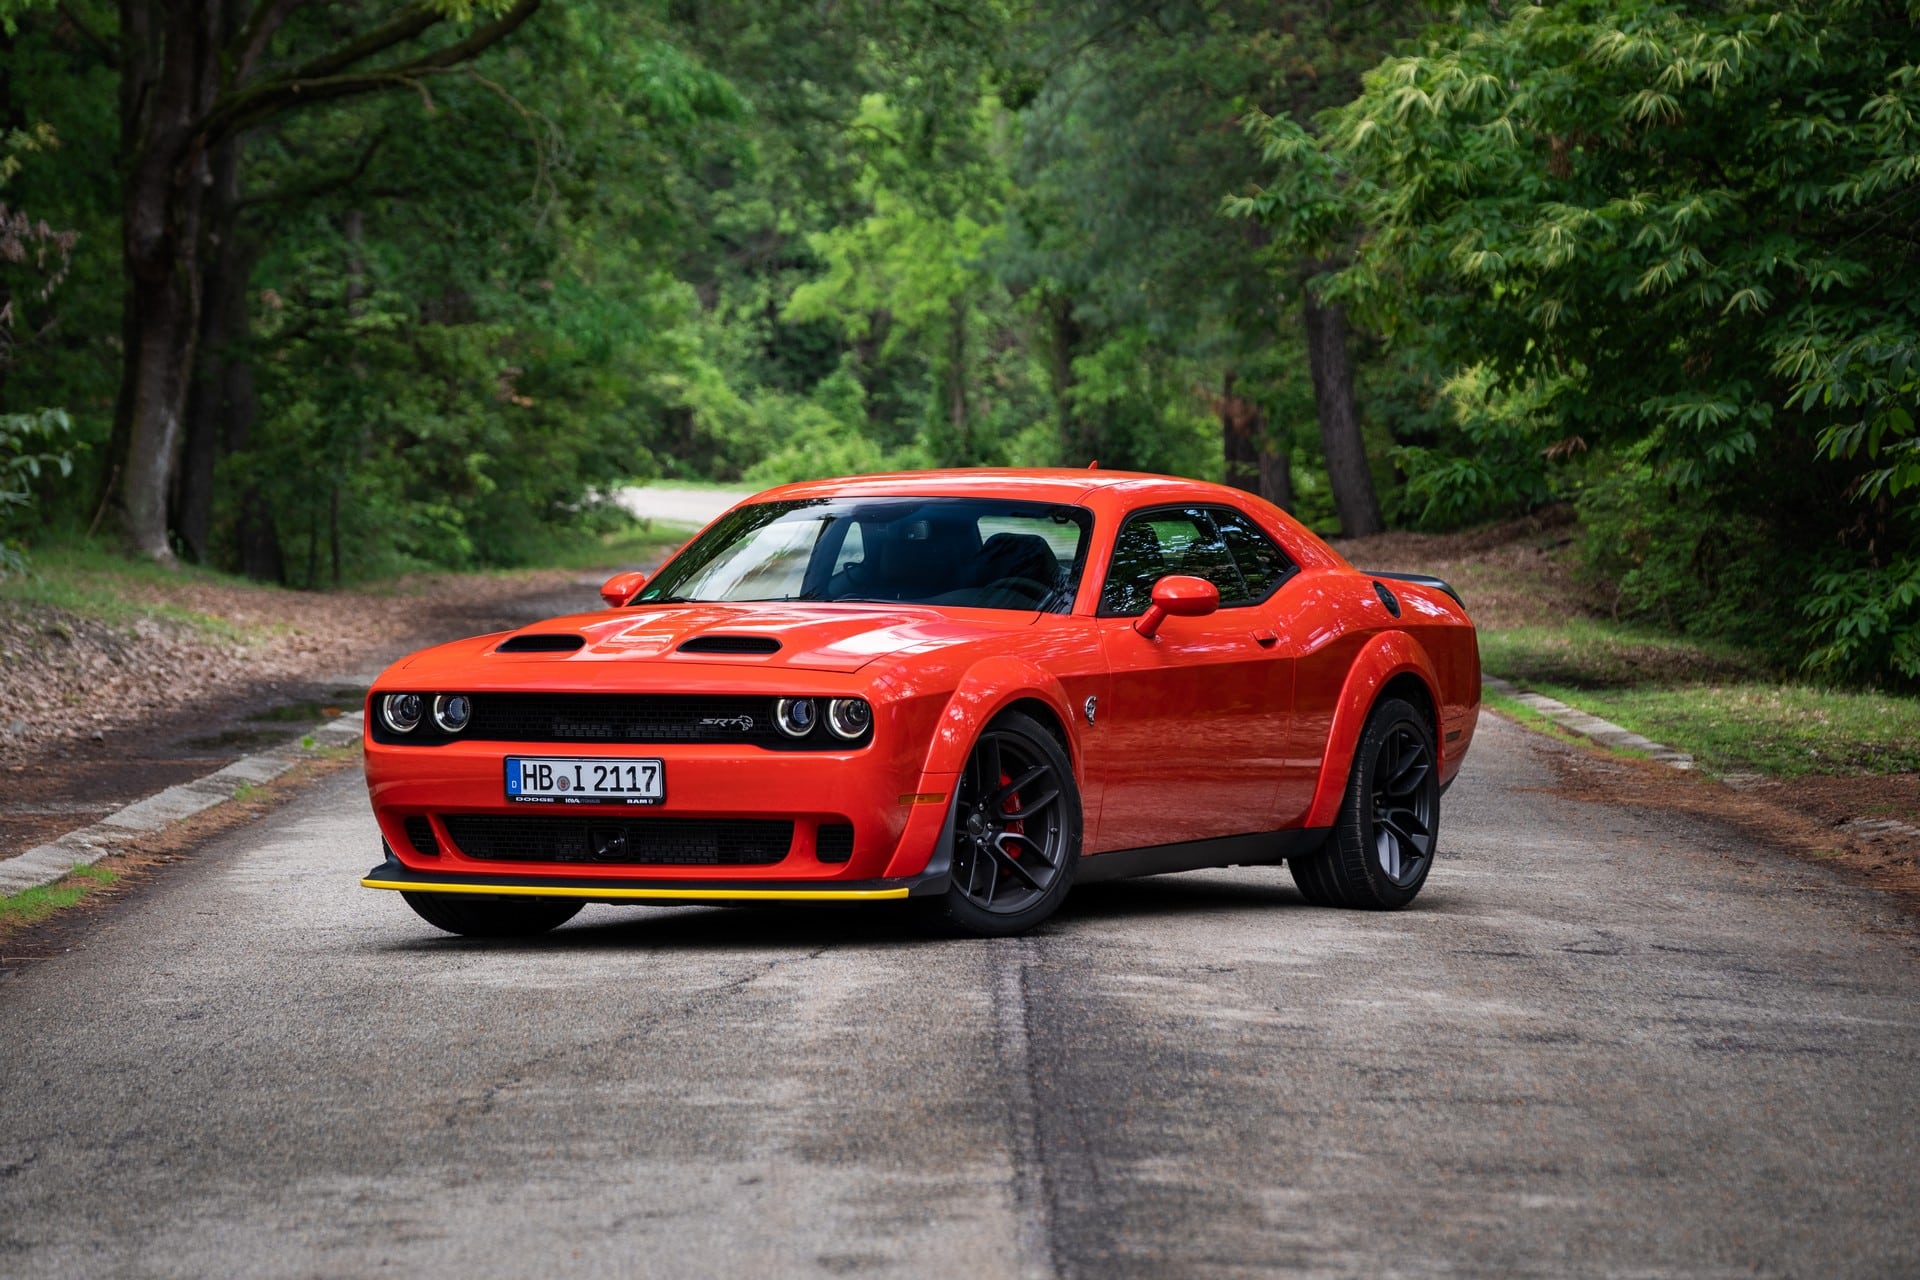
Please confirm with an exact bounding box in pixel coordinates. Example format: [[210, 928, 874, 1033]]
[[1, 0, 1916, 686]]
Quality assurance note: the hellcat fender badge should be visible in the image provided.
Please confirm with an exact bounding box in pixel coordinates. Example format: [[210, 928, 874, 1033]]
[[1083, 696, 1098, 726]]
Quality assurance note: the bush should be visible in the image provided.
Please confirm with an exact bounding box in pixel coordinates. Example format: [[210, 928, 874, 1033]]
[[0, 408, 75, 577]]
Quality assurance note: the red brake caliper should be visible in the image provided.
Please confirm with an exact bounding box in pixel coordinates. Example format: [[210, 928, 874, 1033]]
[[999, 771, 1024, 855]]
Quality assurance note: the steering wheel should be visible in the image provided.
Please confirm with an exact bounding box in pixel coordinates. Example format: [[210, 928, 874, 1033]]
[[983, 576, 1053, 606]]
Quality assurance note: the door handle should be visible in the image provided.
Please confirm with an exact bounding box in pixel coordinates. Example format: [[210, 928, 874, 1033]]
[[1251, 628, 1278, 647]]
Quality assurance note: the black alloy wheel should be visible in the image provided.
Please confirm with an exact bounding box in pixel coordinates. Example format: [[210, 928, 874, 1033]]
[[1290, 696, 1439, 910], [401, 892, 583, 938], [934, 710, 1081, 936]]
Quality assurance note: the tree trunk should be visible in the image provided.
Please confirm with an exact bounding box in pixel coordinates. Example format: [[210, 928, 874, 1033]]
[[946, 294, 968, 458], [1302, 294, 1383, 537], [175, 129, 249, 564], [1259, 447, 1294, 512], [1048, 293, 1094, 464], [112, 0, 222, 563], [1219, 370, 1262, 497]]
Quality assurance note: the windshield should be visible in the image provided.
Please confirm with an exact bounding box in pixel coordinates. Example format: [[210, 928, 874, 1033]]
[[636, 497, 1094, 613]]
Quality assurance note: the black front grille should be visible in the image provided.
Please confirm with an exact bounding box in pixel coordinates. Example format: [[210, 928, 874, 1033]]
[[369, 692, 870, 749], [403, 816, 440, 856], [442, 814, 792, 865], [815, 823, 854, 863], [471, 694, 780, 744]]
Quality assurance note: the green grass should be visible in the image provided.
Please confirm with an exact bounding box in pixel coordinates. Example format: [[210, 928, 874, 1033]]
[[1480, 618, 1770, 689], [1482, 617, 1920, 777], [0, 864, 118, 930], [1517, 680, 1920, 776], [0, 542, 266, 642]]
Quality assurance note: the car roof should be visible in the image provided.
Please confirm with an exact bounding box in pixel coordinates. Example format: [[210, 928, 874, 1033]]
[[737, 468, 1350, 572], [754, 467, 1240, 506]]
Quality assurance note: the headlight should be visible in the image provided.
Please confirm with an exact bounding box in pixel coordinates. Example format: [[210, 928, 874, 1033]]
[[381, 693, 424, 734], [774, 697, 818, 738], [826, 697, 871, 740], [433, 693, 473, 733]]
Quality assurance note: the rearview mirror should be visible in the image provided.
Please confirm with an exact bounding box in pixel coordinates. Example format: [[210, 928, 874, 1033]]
[[600, 570, 648, 608], [1134, 575, 1220, 638]]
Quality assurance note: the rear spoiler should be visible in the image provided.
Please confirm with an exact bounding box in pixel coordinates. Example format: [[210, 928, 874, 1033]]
[[1364, 571, 1465, 610]]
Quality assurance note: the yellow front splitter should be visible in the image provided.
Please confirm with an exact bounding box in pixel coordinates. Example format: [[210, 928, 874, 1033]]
[[361, 876, 911, 903]]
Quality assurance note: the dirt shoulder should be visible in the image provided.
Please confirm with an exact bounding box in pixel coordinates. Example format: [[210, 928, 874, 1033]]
[[0, 568, 607, 856]]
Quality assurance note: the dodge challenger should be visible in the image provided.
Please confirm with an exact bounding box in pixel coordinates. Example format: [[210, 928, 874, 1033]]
[[361, 468, 1479, 936]]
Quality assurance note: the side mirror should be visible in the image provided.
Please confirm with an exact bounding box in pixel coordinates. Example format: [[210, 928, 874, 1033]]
[[600, 570, 648, 608], [1134, 575, 1220, 638]]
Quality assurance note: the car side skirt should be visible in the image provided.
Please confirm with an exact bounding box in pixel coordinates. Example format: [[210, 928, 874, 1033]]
[[1076, 827, 1332, 885]]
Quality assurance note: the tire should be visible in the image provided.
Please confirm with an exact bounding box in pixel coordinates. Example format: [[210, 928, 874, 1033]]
[[928, 710, 1081, 937], [1288, 696, 1439, 910], [401, 892, 583, 938]]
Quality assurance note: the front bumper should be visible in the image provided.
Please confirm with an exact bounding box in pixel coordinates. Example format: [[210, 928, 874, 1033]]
[[365, 729, 961, 884]]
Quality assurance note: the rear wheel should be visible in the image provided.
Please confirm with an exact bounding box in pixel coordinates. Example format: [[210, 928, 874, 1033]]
[[931, 711, 1081, 936], [401, 892, 583, 938], [1289, 697, 1439, 910]]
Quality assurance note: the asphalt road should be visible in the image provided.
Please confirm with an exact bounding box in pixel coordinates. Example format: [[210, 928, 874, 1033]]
[[2, 715, 1916, 1278]]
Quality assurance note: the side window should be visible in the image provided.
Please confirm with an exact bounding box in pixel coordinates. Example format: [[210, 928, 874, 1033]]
[[1099, 508, 1248, 616], [1209, 507, 1298, 604]]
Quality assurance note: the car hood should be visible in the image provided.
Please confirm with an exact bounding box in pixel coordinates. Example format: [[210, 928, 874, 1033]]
[[453, 603, 1031, 674]]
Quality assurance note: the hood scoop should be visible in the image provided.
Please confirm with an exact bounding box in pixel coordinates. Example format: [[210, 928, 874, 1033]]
[[677, 634, 782, 656], [496, 633, 586, 654]]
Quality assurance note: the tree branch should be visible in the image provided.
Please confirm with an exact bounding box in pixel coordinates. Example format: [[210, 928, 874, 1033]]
[[285, 1, 443, 81], [197, 0, 541, 144], [233, 0, 311, 80], [235, 130, 387, 211], [55, 0, 118, 68]]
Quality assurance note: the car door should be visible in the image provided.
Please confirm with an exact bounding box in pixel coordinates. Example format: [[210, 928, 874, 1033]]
[[1084, 505, 1296, 853]]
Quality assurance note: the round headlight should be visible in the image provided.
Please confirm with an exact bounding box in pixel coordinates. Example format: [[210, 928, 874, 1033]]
[[433, 694, 472, 733], [381, 693, 424, 734], [774, 697, 818, 738], [826, 697, 871, 740]]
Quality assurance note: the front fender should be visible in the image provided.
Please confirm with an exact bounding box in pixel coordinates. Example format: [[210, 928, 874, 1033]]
[[1302, 631, 1443, 829], [919, 655, 1079, 778], [878, 657, 1078, 881]]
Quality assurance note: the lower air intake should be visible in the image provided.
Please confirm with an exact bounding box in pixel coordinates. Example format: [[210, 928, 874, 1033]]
[[441, 815, 792, 866], [403, 816, 440, 856], [815, 823, 854, 863]]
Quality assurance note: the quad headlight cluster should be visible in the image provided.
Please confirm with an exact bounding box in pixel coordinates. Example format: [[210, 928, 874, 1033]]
[[775, 696, 872, 742], [381, 692, 472, 735]]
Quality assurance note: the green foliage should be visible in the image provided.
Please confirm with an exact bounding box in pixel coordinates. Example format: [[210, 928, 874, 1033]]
[[0, 408, 75, 576], [8, 0, 1916, 687], [1242, 0, 1920, 682], [1390, 365, 1565, 528], [1802, 556, 1920, 681], [1577, 453, 1785, 654]]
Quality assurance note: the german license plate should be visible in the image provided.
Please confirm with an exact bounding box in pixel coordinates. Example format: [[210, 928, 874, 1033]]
[[505, 757, 664, 806]]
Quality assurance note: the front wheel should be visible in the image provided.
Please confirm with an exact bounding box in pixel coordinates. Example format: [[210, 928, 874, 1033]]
[[929, 711, 1082, 936], [1290, 697, 1439, 910], [401, 892, 583, 938]]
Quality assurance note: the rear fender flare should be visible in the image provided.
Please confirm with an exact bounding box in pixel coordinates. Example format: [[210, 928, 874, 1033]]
[[1303, 632, 1443, 829]]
